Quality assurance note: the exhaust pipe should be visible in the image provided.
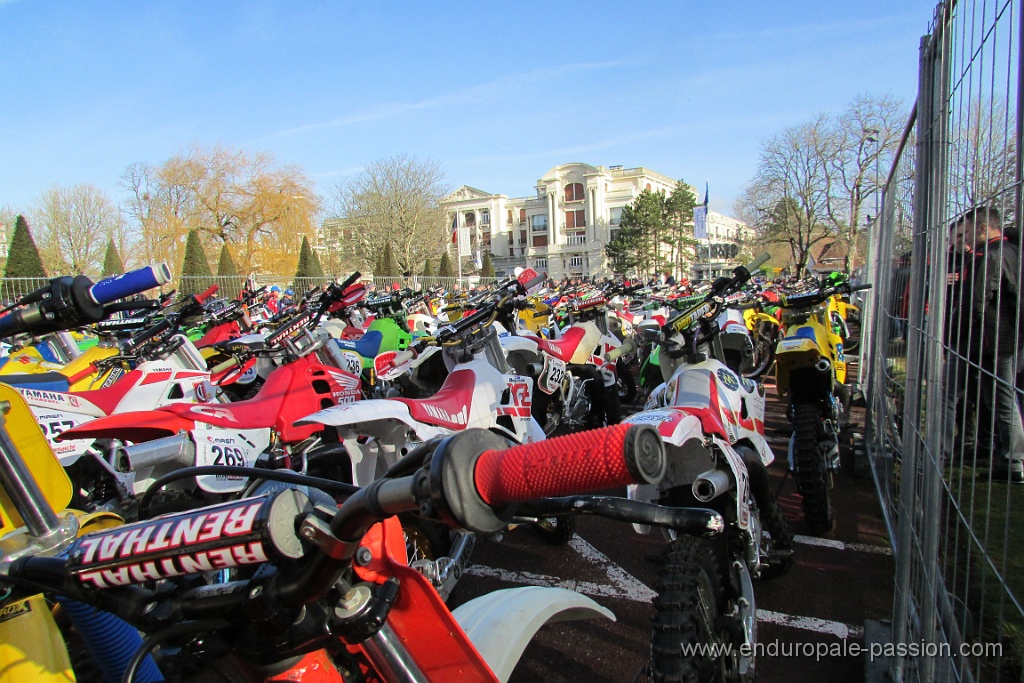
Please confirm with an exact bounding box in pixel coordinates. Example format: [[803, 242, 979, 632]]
[[692, 469, 734, 502], [816, 358, 832, 374], [116, 432, 195, 473]]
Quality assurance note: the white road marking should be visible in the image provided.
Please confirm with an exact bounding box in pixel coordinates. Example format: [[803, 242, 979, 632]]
[[465, 535, 657, 602], [756, 609, 865, 639], [466, 535, 868, 639], [793, 534, 893, 555]]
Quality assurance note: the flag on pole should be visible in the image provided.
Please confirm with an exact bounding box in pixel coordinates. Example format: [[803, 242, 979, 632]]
[[451, 214, 458, 244], [693, 182, 709, 239]]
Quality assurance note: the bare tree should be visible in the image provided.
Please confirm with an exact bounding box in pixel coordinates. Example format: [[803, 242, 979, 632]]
[[121, 144, 319, 276], [738, 96, 907, 276], [829, 94, 904, 272], [329, 155, 449, 274], [948, 96, 1017, 220], [737, 116, 837, 277], [33, 184, 130, 275]]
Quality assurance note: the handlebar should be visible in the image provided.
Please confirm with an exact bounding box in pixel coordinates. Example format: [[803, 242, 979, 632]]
[[3, 423, 728, 662], [89, 264, 172, 305], [195, 284, 219, 304], [0, 264, 172, 339]]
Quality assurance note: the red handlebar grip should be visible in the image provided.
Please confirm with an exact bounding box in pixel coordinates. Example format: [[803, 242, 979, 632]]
[[473, 424, 665, 506], [196, 284, 220, 303]]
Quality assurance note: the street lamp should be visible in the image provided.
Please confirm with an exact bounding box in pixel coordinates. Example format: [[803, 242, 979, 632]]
[[864, 129, 881, 221]]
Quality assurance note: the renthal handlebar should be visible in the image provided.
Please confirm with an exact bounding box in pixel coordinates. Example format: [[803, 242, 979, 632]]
[[9, 424, 670, 606]]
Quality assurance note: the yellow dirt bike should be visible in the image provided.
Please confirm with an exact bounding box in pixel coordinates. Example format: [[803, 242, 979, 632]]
[[774, 278, 871, 534], [0, 383, 144, 682]]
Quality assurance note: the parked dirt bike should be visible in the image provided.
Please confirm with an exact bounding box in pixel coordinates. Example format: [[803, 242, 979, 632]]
[[297, 278, 551, 566], [57, 310, 364, 516], [0, 387, 726, 682], [774, 276, 871, 534], [528, 294, 630, 433], [626, 254, 795, 682]]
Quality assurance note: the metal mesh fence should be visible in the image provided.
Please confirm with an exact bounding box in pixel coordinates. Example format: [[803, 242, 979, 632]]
[[864, 1, 1024, 680]]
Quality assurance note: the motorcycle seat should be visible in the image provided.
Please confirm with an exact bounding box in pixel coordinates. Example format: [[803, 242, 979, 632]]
[[394, 369, 475, 429], [333, 330, 384, 359], [0, 371, 70, 392], [533, 326, 587, 362]]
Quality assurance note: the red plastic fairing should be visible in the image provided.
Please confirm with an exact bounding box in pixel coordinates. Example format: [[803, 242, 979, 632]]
[[352, 517, 497, 682], [55, 410, 196, 443], [474, 423, 634, 506], [196, 320, 242, 348], [168, 356, 362, 442], [264, 649, 344, 682], [70, 370, 143, 415]]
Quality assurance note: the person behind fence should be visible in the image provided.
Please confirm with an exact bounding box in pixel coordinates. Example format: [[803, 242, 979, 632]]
[[944, 206, 1024, 484]]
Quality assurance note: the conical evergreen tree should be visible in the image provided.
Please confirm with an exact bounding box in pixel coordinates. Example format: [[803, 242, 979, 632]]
[[480, 251, 495, 278], [421, 258, 434, 277], [438, 250, 454, 277], [4, 215, 47, 280], [216, 243, 238, 277], [101, 239, 125, 278], [293, 236, 325, 292], [216, 243, 242, 299], [179, 229, 213, 297], [380, 243, 399, 277]]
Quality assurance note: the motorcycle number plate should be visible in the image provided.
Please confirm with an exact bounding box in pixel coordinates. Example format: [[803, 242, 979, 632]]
[[33, 410, 88, 460], [193, 427, 269, 494], [341, 351, 363, 376], [539, 354, 566, 394]]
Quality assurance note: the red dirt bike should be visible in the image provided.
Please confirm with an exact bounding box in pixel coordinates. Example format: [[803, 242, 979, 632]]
[[3, 413, 723, 682], [57, 310, 363, 511]]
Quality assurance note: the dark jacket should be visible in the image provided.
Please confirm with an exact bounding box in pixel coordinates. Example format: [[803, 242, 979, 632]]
[[969, 236, 1022, 358]]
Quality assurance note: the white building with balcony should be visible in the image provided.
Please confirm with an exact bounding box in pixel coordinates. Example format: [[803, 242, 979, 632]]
[[441, 162, 749, 281], [442, 163, 682, 280]]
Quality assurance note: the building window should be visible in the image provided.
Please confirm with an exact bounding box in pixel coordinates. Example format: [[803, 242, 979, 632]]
[[480, 210, 490, 225], [519, 208, 527, 223], [567, 232, 586, 245], [569, 256, 583, 269], [507, 209, 513, 224], [564, 182, 584, 202], [610, 207, 623, 225], [465, 212, 476, 227], [535, 258, 548, 271], [532, 234, 548, 248], [565, 210, 585, 229], [530, 215, 548, 232]]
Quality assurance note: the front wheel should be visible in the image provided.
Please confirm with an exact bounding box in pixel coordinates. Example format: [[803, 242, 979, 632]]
[[792, 403, 834, 535], [741, 333, 776, 379], [651, 536, 742, 682]]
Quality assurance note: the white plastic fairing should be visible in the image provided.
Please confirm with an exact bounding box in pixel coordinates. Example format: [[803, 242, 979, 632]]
[[452, 586, 615, 683]]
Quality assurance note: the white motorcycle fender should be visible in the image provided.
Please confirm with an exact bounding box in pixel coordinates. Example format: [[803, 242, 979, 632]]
[[296, 400, 447, 442], [452, 586, 615, 683]]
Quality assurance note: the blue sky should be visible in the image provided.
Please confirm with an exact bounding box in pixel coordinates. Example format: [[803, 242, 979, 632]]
[[1, 0, 938, 216]]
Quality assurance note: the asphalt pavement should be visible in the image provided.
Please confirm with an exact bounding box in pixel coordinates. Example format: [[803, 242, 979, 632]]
[[446, 365, 894, 683]]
